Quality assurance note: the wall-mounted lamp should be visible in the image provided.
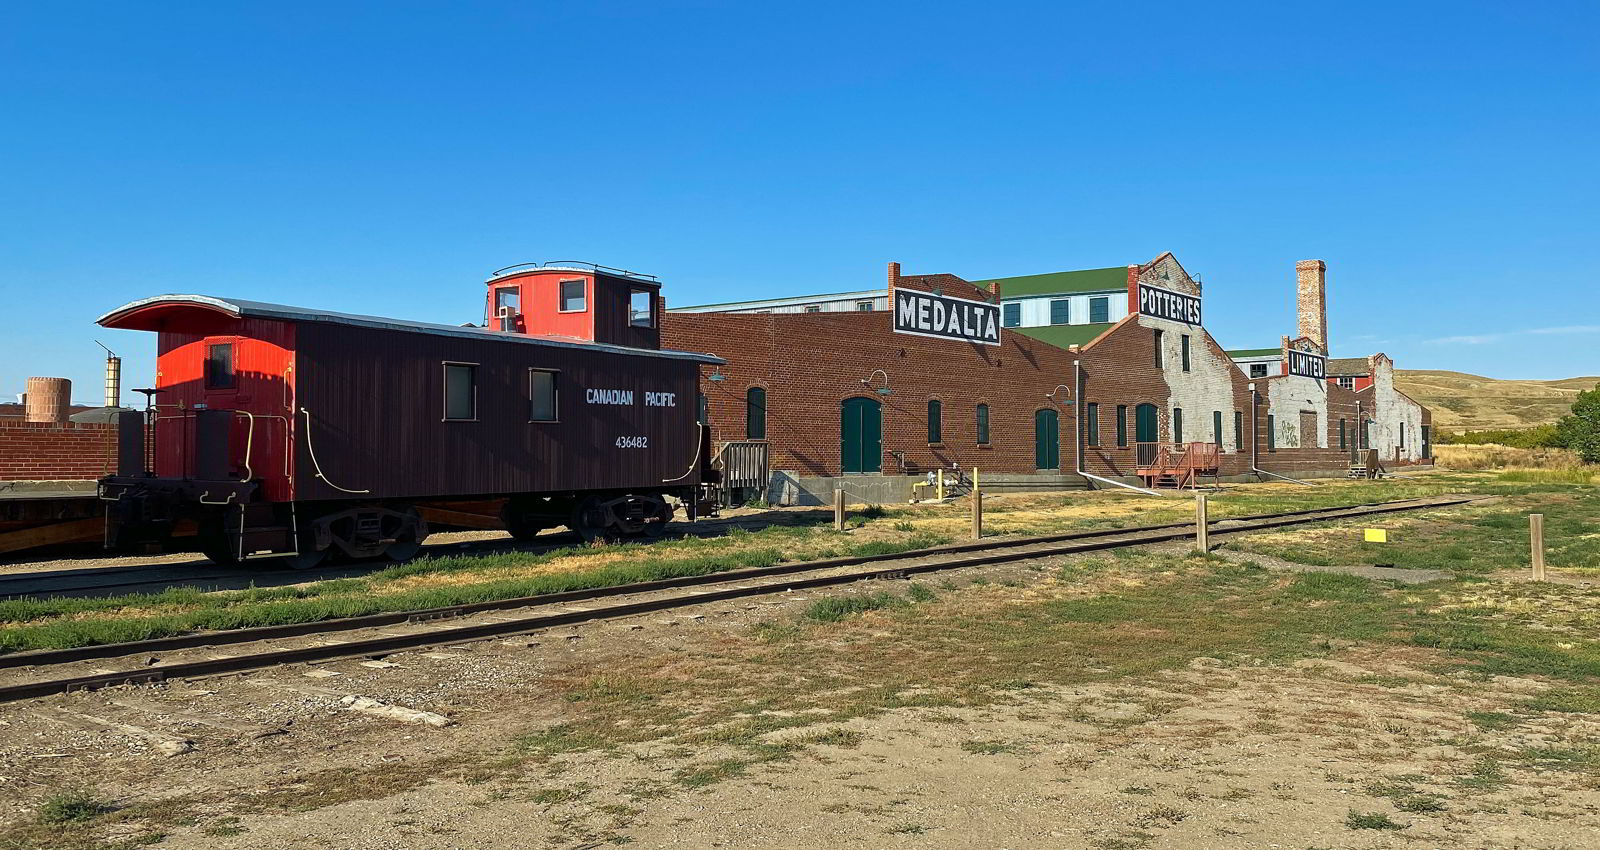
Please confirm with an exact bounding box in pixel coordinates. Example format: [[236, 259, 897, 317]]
[[861, 369, 892, 397], [708, 368, 726, 382], [1046, 383, 1075, 405]]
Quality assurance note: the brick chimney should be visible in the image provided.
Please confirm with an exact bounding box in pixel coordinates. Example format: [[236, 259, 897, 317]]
[[1295, 259, 1328, 353]]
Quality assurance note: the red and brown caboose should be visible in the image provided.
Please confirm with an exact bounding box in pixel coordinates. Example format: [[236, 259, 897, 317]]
[[97, 263, 723, 568]]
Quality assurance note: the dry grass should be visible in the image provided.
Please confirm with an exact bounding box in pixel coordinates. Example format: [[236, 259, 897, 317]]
[[1435, 444, 1600, 481], [1395, 370, 1598, 430]]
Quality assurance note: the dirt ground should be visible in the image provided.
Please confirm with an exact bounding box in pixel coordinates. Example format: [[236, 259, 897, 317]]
[[3, 526, 1598, 850]]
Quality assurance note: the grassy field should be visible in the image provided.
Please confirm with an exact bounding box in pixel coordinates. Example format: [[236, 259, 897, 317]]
[[7, 470, 1600, 849], [1395, 369, 1599, 430], [1, 472, 1589, 653]]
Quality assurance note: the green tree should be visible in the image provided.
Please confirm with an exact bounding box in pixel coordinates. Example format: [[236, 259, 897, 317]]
[[1555, 385, 1600, 463]]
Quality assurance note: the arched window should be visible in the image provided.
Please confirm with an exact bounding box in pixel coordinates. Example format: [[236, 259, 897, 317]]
[[976, 404, 990, 445], [927, 399, 942, 443], [746, 387, 767, 439]]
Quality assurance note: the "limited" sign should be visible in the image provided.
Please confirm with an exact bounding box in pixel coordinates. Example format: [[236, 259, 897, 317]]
[[893, 289, 1002, 346], [1287, 349, 1327, 379], [1137, 284, 1202, 325]]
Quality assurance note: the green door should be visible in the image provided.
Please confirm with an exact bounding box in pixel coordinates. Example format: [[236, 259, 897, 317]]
[[1135, 403, 1159, 466], [1034, 408, 1060, 470], [1135, 403, 1158, 442], [841, 397, 882, 473]]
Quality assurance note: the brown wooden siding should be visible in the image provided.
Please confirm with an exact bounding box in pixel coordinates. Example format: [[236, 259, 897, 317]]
[[294, 322, 702, 502]]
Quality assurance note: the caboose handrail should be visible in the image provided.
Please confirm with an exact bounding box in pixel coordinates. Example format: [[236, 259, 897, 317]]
[[488, 261, 659, 282], [661, 423, 706, 484], [299, 407, 371, 494]]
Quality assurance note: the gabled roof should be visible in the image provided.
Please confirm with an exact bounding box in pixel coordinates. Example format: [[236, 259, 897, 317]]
[[97, 295, 724, 365], [1327, 357, 1370, 376], [1014, 323, 1117, 350], [973, 267, 1127, 299], [1226, 347, 1280, 358]]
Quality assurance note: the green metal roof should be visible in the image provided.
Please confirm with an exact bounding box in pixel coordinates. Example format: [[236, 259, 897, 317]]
[[1225, 347, 1280, 358], [974, 266, 1127, 299], [1014, 323, 1116, 350]]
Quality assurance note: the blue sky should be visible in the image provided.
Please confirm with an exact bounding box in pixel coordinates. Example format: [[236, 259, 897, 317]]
[[1, 1, 1596, 402]]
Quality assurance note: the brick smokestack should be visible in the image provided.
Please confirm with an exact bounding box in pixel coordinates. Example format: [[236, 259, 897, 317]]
[[1295, 259, 1327, 353], [24, 377, 70, 423]]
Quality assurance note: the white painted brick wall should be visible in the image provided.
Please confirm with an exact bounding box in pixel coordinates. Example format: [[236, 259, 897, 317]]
[[1265, 374, 1329, 449], [1369, 356, 1424, 462]]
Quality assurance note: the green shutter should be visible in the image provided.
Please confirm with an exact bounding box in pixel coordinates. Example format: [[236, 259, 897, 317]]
[[1173, 408, 1183, 444], [927, 399, 942, 443], [1116, 405, 1127, 447], [1213, 410, 1222, 446], [1086, 402, 1099, 446], [841, 397, 883, 473], [976, 404, 990, 445], [746, 387, 766, 439], [1034, 408, 1060, 470]]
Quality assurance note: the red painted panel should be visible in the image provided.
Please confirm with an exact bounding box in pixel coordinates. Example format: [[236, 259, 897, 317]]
[[484, 270, 595, 341], [151, 317, 296, 501]]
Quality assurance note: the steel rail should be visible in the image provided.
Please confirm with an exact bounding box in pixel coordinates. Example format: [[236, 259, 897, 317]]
[[0, 512, 838, 599], [0, 496, 1456, 672], [0, 496, 1475, 705]]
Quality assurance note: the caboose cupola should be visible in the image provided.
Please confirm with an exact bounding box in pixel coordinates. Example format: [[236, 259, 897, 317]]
[[484, 261, 662, 350]]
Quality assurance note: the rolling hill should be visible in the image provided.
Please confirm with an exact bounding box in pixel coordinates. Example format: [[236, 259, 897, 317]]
[[1395, 370, 1600, 431]]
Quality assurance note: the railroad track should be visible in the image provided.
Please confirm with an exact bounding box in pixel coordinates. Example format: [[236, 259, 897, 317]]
[[0, 495, 1475, 704], [0, 512, 824, 599]]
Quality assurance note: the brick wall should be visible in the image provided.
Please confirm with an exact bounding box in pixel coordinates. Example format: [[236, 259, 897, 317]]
[[665, 258, 1432, 482], [663, 308, 1085, 478], [0, 421, 121, 481]]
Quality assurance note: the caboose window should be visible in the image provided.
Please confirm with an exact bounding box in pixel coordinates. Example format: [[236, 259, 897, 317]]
[[205, 343, 235, 390], [529, 369, 557, 422], [444, 363, 477, 421], [559, 279, 586, 312], [630, 288, 655, 328]]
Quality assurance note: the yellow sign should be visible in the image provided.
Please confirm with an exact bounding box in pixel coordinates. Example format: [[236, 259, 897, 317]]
[[1364, 528, 1388, 543]]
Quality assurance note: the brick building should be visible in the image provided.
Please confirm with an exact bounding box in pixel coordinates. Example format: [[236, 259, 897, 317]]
[[662, 253, 1431, 504]]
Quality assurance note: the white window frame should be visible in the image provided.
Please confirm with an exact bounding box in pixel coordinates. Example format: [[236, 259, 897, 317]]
[[558, 279, 587, 313]]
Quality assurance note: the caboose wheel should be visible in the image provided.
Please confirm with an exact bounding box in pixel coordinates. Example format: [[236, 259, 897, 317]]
[[502, 496, 558, 542], [571, 496, 618, 544], [197, 519, 241, 567], [384, 507, 427, 561], [638, 497, 674, 539], [282, 547, 327, 570]]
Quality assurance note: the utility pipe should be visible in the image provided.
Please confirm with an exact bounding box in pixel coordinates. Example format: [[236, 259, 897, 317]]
[[1073, 359, 1161, 497], [1249, 382, 1316, 486]]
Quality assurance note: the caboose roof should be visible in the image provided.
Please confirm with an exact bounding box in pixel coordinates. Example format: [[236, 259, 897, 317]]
[[97, 294, 724, 365]]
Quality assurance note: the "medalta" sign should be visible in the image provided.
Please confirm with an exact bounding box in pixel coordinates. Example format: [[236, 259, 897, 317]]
[[1137, 284, 1202, 326], [892, 289, 1002, 347]]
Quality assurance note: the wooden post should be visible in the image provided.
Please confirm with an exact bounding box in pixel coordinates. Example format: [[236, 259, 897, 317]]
[[1531, 513, 1546, 581], [971, 490, 983, 539], [1195, 494, 1209, 552], [834, 488, 846, 531]]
